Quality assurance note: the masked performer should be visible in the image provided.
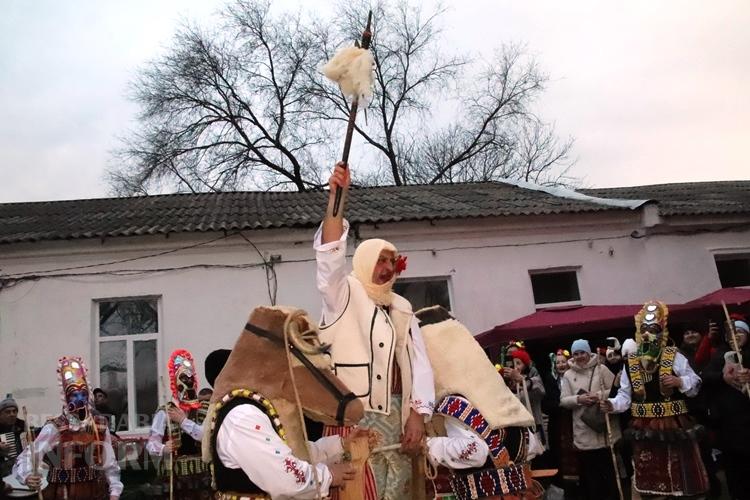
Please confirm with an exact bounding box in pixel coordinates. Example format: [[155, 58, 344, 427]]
[[315, 162, 435, 499], [415, 306, 539, 500], [203, 306, 365, 499], [602, 301, 708, 497], [146, 349, 211, 499], [14, 356, 122, 499]]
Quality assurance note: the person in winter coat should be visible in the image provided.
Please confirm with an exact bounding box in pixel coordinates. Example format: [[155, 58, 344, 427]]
[[702, 317, 750, 500], [505, 348, 546, 448], [560, 339, 621, 500]]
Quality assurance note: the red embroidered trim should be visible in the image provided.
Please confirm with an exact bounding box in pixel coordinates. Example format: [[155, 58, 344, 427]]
[[458, 441, 478, 461], [283, 457, 306, 485]]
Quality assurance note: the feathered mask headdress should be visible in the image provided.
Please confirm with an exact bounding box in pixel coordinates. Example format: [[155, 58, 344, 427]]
[[57, 356, 93, 429], [634, 301, 670, 362], [168, 349, 201, 411]]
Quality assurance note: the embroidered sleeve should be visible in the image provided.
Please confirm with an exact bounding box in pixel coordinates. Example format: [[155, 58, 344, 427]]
[[216, 405, 334, 499], [426, 419, 489, 469], [409, 315, 436, 416], [13, 423, 59, 484]]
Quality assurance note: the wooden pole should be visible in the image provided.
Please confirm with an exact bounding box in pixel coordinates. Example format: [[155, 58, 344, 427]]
[[22, 407, 43, 500], [721, 300, 750, 397], [411, 449, 427, 500], [597, 363, 624, 500], [332, 10, 373, 217], [339, 435, 370, 500], [159, 377, 174, 500]]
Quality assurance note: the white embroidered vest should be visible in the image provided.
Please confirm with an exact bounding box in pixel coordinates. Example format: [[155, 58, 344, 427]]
[[319, 275, 414, 427]]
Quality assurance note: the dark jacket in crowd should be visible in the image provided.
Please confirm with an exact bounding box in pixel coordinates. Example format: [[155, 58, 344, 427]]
[[701, 344, 750, 453]]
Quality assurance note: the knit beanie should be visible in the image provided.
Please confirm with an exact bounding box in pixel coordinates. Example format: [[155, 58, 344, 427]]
[[0, 397, 18, 412], [570, 339, 591, 354], [510, 348, 532, 367]]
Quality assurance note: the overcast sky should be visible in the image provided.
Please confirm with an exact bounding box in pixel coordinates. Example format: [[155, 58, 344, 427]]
[[1, 0, 748, 203]]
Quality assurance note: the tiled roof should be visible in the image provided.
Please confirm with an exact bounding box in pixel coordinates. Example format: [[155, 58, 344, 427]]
[[0, 180, 746, 245], [581, 180, 750, 216], [0, 182, 636, 245]]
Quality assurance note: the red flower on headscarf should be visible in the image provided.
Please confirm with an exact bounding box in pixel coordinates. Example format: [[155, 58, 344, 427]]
[[395, 255, 407, 274]]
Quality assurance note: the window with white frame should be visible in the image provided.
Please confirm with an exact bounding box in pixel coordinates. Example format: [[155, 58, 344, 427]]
[[529, 268, 581, 308], [97, 298, 159, 431], [714, 254, 750, 287], [394, 277, 452, 311]]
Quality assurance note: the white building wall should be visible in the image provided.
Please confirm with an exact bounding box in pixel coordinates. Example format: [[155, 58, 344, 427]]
[[1, 212, 748, 428]]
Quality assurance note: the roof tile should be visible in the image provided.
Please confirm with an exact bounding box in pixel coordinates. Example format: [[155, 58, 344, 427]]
[[0, 180, 747, 245]]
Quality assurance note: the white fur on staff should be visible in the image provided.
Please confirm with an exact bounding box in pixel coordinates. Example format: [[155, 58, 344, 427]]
[[322, 46, 374, 103]]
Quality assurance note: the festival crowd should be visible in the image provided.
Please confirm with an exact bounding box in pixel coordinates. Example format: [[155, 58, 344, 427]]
[[1, 163, 748, 500], [497, 309, 750, 500]]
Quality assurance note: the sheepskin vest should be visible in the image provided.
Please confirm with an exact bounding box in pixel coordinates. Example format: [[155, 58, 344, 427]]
[[319, 275, 414, 428]]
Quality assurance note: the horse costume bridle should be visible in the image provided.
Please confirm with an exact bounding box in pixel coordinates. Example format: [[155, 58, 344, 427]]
[[243, 321, 358, 426]]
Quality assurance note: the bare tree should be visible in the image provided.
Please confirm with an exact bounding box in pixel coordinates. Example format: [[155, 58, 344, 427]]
[[109, 0, 575, 195]]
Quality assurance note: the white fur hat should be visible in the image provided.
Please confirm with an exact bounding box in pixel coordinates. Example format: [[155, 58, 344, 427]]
[[621, 338, 638, 356]]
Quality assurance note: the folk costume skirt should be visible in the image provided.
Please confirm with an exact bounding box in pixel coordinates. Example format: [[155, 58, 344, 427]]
[[323, 395, 410, 500], [628, 416, 708, 496]]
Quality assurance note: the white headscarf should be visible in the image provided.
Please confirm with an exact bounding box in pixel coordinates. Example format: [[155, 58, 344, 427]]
[[351, 238, 398, 306]]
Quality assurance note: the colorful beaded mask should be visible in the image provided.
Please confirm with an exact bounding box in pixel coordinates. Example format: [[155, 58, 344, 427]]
[[58, 356, 90, 417], [168, 349, 201, 411], [634, 301, 670, 363]]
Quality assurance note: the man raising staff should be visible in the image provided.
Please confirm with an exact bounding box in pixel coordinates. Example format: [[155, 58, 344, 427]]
[[314, 162, 435, 499]]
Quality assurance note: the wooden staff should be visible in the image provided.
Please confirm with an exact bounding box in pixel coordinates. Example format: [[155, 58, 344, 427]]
[[411, 448, 427, 500], [597, 362, 624, 500], [339, 435, 370, 500], [722, 300, 750, 397], [159, 377, 174, 500], [22, 407, 43, 500], [332, 11, 373, 217]]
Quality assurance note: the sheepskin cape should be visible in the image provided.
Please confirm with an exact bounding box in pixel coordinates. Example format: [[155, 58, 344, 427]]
[[416, 306, 534, 428]]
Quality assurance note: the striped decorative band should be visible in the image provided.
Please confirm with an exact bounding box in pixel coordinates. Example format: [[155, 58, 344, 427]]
[[159, 454, 210, 477], [215, 492, 270, 500], [49, 466, 101, 484], [449, 463, 530, 500], [436, 395, 517, 467], [631, 399, 687, 418]]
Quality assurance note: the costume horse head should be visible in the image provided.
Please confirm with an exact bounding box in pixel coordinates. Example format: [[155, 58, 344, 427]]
[[205, 306, 364, 461]]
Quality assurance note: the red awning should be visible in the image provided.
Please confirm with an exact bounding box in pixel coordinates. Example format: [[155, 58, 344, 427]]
[[476, 287, 750, 348], [475, 305, 642, 346], [685, 286, 750, 306]]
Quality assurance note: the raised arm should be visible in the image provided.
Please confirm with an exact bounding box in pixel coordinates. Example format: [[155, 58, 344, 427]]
[[321, 162, 350, 244], [314, 163, 353, 325]]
